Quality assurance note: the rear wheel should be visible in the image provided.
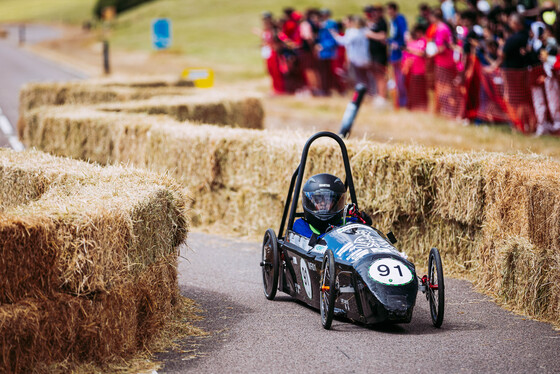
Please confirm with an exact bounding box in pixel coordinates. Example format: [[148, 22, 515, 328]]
[[428, 247, 445, 327], [320, 249, 337, 330], [260, 229, 279, 300]]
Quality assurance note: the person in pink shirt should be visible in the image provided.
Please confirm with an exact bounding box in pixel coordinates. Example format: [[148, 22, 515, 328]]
[[430, 8, 461, 117], [403, 24, 429, 110], [432, 9, 455, 69]]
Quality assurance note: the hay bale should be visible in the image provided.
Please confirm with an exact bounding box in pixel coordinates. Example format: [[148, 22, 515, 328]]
[[0, 254, 178, 372], [0, 148, 187, 298], [97, 94, 264, 129], [19, 83, 264, 139], [17, 80, 198, 138], [19, 76, 194, 111], [0, 148, 188, 371]]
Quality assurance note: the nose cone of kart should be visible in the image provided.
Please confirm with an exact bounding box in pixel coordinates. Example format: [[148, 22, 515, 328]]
[[354, 256, 418, 324], [385, 294, 411, 314], [384, 294, 414, 321], [369, 281, 417, 320], [363, 292, 415, 324]]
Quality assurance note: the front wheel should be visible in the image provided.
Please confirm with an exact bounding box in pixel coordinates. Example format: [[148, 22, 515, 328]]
[[428, 247, 445, 327], [260, 229, 279, 300], [320, 249, 337, 330]]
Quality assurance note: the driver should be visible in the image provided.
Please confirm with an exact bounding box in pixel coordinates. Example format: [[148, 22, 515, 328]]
[[293, 173, 371, 240]]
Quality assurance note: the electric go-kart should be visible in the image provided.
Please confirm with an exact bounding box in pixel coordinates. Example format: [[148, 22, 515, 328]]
[[260, 132, 444, 329]]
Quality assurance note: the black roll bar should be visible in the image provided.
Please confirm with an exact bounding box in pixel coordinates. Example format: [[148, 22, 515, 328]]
[[279, 131, 358, 239]]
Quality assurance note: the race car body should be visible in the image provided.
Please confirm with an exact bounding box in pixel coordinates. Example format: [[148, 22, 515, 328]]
[[260, 131, 444, 329], [280, 224, 417, 325]]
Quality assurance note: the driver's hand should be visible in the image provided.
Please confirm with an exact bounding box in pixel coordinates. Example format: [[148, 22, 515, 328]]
[[361, 211, 373, 226], [348, 204, 372, 226]]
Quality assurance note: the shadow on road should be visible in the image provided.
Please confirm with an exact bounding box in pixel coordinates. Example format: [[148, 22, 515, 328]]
[[154, 286, 253, 373], [267, 292, 485, 336]]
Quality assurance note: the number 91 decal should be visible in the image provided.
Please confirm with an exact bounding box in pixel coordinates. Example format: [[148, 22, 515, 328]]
[[368, 258, 413, 286]]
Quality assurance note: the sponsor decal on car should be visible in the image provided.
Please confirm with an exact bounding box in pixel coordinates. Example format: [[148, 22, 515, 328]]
[[288, 232, 312, 251], [340, 298, 350, 311], [335, 225, 408, 259], [300, 259, 313, 299], [312, 244, 328, 254]]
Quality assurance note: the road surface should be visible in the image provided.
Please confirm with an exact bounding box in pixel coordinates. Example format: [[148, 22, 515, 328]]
[[0, 24, 84, 149], [158, 232, 560, 374]]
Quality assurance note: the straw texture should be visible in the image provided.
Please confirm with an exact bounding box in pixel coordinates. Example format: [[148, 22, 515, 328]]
[[0, 149, 189, 372]]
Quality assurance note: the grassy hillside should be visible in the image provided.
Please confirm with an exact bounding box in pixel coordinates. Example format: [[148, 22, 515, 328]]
[[0, 0, 428, 77], [109, 0, 426, 79], [0, 0, 96, 23]]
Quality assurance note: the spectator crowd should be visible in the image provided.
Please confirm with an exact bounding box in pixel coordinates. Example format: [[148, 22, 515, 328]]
[[254, 1, 560, 136]]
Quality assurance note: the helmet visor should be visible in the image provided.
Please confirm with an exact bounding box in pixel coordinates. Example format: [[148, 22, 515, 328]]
[[303, 189, 346, 217]]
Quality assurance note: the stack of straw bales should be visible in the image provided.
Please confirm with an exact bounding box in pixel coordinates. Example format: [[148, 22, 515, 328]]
[[18, 80, 264, 137], [98, 94, 264, 129], [0, 148, 188, 371], [19, 104, 560, 326]]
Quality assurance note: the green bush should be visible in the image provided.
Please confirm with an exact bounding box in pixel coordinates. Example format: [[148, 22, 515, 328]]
[[93, 0, 155, 19]]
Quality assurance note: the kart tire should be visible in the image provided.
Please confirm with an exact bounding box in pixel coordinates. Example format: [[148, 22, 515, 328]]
[[428, 247, 445, 327], [320, 249, 337, 330], [261, 229, 279, 300]]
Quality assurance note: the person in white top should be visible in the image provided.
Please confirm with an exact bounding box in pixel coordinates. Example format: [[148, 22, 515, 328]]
[[440, 0, 455, 24], [331, 16, 373, 94]]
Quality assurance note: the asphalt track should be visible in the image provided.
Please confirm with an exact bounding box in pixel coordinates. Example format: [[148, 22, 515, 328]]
[[160, 232, 560, 374], [0, 24, 558, 374], [0, 24, 84, 149]]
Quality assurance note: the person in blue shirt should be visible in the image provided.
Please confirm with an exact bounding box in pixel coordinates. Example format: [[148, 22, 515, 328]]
[[387, 2, 408, 108], [316, 9, 339, 96], [293, 173, 372, 242]]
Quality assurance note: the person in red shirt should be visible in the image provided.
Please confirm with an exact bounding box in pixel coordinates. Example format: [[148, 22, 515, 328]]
[[254, 12, 285, 95]]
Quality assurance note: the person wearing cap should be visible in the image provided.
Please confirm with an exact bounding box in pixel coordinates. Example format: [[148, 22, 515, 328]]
[[281, 7, 302, 48], [387, 2, 408, 108]]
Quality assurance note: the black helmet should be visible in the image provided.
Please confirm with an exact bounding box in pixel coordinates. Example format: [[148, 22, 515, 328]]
[[302, 173, 346, 233]]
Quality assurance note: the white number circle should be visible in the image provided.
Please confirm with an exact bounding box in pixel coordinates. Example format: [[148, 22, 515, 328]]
[[369, 258, 413, 286]]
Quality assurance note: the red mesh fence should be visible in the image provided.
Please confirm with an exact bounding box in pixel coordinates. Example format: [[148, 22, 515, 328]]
[[544, 73, 560, 129], [501, 68, 536, 133], [434, 65, 464, 119], [428, 57, 560, 135], [405, 73, 429, 111], [465, 62, 510, 125]]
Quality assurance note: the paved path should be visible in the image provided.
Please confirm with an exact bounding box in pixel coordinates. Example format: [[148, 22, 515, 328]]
[[155, 232, 560, 373], [0, 24, 84, 149]]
